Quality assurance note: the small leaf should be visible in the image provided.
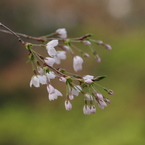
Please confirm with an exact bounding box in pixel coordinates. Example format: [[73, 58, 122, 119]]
[[93, 75, 107, 81]]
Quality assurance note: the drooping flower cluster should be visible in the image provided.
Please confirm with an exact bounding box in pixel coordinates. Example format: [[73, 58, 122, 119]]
[[0, 23, 113, 115], [24, 28, 114, 115]]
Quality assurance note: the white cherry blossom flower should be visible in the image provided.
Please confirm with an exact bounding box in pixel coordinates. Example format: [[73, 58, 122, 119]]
[[46, 40, 58, 56], [47, 84, 55, 94], [98, 100, 107, 109], [48, 88, 63, 101], [37, 67, 44, 75], [73, 56, 83, 72], [37, 75, 47, 85], [56, 28, 67, 39], [46, 71, 56, 81], [83, 75, 94, 84], [85, 93, 93, 100], [65, 100, 72, 111], [30, 75, 40, 87], [83, 105, 91, 115], [59, 77, 66, 82], [54, 51, 66, 64], [62, 45, 70, 52], [96, 93, 103, 100], [44, 57, 55, 67], [71, 85, 82, 96], [90, 105, 96, 114], [68, 93, 74, 100]]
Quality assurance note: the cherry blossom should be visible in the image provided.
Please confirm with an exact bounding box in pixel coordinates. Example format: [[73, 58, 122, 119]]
[[59, 77, 66, 82], [71, 85, 82, 96], [73, 56, 83, 72], [47, 85, 62, 101], [83, 105, 91, 115], [37, 75, 47, 85], [56, 28, 67, 39], [54, 51, 66, 64], [46, 40, 58, 56], [30, 75, 40, 87], [46, 71, 56, 81], [83, 40, 91, 45], [65, 100, 72, 111], [90, 105, 96, 114], [44, 57, 55, 67], [83, 75, 94, 84]]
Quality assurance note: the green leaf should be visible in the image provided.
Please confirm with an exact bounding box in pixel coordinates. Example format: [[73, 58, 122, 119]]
[[93, 75, 107, 81]]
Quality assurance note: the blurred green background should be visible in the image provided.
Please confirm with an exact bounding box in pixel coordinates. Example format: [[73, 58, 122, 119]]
[[0, 0, 145, 145]]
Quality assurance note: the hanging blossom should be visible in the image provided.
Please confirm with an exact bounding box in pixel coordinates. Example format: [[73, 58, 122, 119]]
[[0, 23, 114, 115], [30, 75, 40, 88], [83, 75, 94, 84], [73, 56, 83, 72], [56, 28, 67, 39], [47, 84, 62, 101], [65, 100, 72, 111], [54, 51, 66, 64], [19, 25, 114, 115], [44, 57, 55, 67], [46, 40, 58, 57]]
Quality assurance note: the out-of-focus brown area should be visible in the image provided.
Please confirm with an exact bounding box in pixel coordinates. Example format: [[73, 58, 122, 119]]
[[0, 0, 145, 145]]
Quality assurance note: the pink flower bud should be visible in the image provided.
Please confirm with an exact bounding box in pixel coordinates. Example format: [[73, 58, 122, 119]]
[[83, 105, 91, 115], [90, 105, 96, 114], [65, 100, 72, 111], [59, 77, 66, 82], [56, 28, 67, 39], [104, 44, 112, 50], [83, 40, 91, 45]]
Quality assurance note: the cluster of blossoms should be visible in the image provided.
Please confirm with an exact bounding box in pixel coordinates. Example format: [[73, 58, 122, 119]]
[[27, 28, 113, 115], [0, 23, 113, 115]]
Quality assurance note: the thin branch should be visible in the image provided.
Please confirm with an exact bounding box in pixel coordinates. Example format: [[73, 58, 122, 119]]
[[0, 26, 92, 43], [0, 22, 25, 45]]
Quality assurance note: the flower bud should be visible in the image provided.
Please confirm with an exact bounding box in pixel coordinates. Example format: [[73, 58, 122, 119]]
[[65, 100, 72, 111], [83, 40, 91, 45]]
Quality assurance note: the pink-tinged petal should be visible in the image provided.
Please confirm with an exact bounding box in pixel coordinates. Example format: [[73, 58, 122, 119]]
[[85, 94, 93, 101], [55, 89, 63, 97], [90, 105, 96, 114], [46, 71, 56, 80], [59, 77, 66, 82], [105, 44, 112, 50], [56, 28, 67, 39], [46, 40, 58, 56], [95, 92, 103, 100], [47, 85, 55, 94], [83, 105, 91, 115], [69, 93, 74, 100], [30, 76, 40, 88], [98, 100, 107, 109], [37, 75, 47, 85], [46, 40, 58, 47], [71, 85, 82, 96], [73, 56, 83, 72], [44, 57, 55, 67], [83, 40, 91, 45], [65, 100, 72, 111]]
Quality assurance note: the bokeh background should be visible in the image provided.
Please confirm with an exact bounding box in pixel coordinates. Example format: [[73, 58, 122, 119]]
[[0, 0, 145, 145]]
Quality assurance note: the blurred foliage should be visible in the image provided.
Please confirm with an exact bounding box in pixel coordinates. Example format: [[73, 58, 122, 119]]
[[0, 0, 145, 145]]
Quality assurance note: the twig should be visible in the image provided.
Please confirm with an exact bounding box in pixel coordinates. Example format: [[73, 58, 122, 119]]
[[0, 22, 25, 45], [0, 26, 92, 43]]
